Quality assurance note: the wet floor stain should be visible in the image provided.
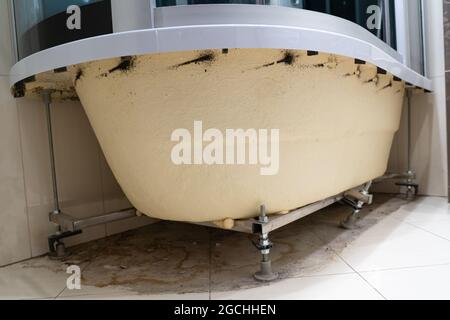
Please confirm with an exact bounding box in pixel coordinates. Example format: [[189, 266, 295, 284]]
[[7, 194, 410, 296]]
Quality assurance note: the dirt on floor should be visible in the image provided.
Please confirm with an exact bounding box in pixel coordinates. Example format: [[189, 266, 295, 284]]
[[15, 194, 409, 295]]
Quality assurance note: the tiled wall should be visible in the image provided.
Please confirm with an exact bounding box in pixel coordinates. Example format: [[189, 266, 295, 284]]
[[0, 4, 151, 267], [0, 1, 30, 266]]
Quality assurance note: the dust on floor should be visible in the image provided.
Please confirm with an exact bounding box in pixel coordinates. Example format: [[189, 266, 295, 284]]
[[2, 194, 408, 296]]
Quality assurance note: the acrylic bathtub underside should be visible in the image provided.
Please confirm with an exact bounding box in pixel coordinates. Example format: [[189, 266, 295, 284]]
[[71, 48, 404, 223]]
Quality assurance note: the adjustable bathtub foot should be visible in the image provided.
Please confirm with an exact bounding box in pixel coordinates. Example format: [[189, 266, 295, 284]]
[[340, 182, 373, 230], [253, 205, 279, 282], [396, 171, 419, 201], [340, 206, 362, 230], [48, 230, 82, 259]]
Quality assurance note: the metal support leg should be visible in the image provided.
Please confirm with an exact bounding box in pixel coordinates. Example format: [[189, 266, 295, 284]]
[[340, 181, 373, 230], [43, 91, 68, 258], [254, 205, 279, 282], [396, 88, 418, 200], [48, 230, 81, 260]]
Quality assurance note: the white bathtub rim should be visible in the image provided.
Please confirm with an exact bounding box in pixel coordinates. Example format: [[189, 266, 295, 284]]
[[9, 24, 432, 91]]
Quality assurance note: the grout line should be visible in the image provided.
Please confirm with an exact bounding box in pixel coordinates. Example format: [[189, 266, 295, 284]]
[[54, 259, 97, 300], [54, 236, 113, 299], [357, 262, 450, 274], [311, 228, 387, 300], [394, 216, 450, 244], [329, 249, 387, 300]]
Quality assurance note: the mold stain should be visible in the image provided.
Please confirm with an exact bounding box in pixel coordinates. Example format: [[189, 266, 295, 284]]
[[109, 56, 136, 74], [74, 69, 83, 85], [276, 51, 296, 65], [12, 81, 25, 98], [257, 51, 297, 69], [172, 51, 215, 69]]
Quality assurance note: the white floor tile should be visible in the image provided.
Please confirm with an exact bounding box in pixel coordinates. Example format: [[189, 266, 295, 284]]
[[390, 196, 450, 224], [57, 286, 209, 300], [361, 264, 450, 300], [332, 216, 450, 272], [211, 273, 383, 300], [0, 257, 69, 299]]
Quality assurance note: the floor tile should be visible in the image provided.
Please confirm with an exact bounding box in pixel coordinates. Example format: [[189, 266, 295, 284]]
[[361, 264, 450, 300], [210, 220, 353, 292], [0, 257, 70, 299], [333, 217, 450, 272], [211, 273, 383, 300], [311, 197, 450, 272], [58, 287, 209, 300], [390, 196, 450, 225], [3, 195, 450, 300]]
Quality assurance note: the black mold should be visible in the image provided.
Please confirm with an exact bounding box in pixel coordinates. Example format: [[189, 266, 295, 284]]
[[109, 56, 136, 73], [258, 52, 296, 69], [307, 51, 319, 56], [355, 59, 366, 65], [276, 52, 295, 65], [23, 75, 36, 83], [222, 49, 229, 54], [393, 76, 401, 82], [75, 69, 83, 85], [12, 81, 25, 98], [173, 52, 215, 68]]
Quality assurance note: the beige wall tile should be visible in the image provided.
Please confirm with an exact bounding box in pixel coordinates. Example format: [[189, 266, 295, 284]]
[[99, 152, 131, 213], [0, 76, 30, 266], [17, 98, 108, 255], [410, 77, 448, 196]]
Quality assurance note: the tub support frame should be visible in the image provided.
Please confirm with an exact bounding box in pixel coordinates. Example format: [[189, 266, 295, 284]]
[[42, 91, 159, 258]]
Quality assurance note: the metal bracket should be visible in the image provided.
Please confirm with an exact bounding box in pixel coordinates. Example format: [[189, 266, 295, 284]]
[[48, 230, 82, 259], [340, 181, 373, 230], [49, 208, 147, 233]]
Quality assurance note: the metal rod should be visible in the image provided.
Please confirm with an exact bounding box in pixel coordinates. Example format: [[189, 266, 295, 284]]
[[383, 0, 392, 47], [43, 91, 61, 215], [406, 88, 412, 174]]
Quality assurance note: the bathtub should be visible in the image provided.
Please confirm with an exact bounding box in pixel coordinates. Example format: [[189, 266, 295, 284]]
[[9, 4, 432, 224]]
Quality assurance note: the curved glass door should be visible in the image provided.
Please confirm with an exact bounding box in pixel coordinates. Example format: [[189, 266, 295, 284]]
[[156, 0, 396, 48], [13, 0, 113, 60]]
